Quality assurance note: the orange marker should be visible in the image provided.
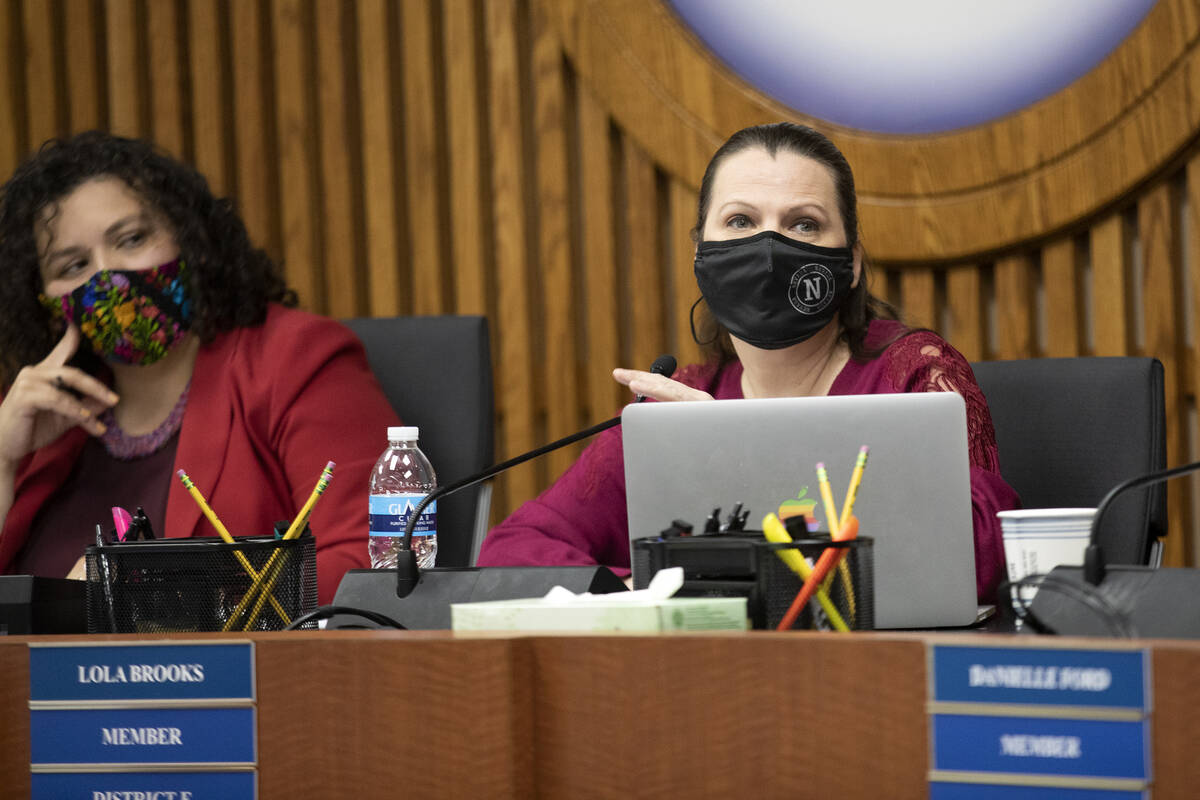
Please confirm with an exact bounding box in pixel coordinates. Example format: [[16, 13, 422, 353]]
[[776, 515, 859, 631]]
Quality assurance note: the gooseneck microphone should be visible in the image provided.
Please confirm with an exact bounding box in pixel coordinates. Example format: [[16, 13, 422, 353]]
[[394, 354, 677, 598], [1026, 458, 1200, 638], [1084, 459, 1200, 586]]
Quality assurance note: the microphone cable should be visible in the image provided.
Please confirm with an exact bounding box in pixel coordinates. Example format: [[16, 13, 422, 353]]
[[284, 604, 407, 630]]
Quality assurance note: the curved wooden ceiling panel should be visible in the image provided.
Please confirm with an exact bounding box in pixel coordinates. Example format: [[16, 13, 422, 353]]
[[543, 0, 1200, 262]]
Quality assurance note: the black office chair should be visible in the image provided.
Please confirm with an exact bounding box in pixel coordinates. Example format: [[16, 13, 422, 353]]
[[971, 357, 1166, 566], [343, 315, 495, 567]]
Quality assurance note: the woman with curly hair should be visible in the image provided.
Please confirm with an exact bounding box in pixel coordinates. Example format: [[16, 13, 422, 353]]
[[0, 131, 399, 604]]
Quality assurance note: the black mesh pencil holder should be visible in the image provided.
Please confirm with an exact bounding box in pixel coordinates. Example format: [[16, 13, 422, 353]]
[[85, 534, 318, 634], [758, 537, 874, 631], [632, 533, 874, 630]]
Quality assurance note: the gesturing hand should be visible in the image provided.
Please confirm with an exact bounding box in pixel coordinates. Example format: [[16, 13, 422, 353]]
[[612, 367, 714, 403], [0, 326, 119, 468]]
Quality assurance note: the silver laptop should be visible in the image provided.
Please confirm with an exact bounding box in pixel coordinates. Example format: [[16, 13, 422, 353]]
[[621, 392, 977, 629]]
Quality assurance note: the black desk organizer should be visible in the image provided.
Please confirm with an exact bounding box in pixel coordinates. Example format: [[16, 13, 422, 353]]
[[84, 534, 318, 633], [632, 531, 875, 630]]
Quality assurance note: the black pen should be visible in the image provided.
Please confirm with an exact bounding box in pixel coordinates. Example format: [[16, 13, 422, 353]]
[[95, 524, 119, 633]]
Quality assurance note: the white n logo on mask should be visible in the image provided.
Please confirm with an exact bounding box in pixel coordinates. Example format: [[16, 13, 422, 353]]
[[788, 263, 836, 315]]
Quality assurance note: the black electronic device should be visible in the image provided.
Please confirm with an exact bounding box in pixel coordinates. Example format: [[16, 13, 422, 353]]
[[632, 529, 874, 630], [327, 356, 677, 629], [0, 576, 87, 635], [331, 566, 626, 629], [1024, 459, 1200, 638]]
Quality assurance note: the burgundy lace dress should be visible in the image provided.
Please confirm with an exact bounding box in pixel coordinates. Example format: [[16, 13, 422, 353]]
[[477, 320, 1020, 601]]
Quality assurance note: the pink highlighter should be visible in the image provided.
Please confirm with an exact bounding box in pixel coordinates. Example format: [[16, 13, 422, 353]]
[[111, 507, 133, 542]]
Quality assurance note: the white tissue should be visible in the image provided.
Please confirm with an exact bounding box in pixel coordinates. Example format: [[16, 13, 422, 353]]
[[541, 567, 684, 604]]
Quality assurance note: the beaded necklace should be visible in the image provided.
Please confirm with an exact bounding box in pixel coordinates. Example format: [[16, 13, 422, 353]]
[[98, 380, 191, 460]]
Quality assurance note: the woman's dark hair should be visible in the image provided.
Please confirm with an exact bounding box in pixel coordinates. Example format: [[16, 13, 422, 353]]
[[690, 122, 899, 364], [0, 130, 296, 386]]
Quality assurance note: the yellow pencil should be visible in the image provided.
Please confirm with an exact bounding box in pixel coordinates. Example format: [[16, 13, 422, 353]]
[[839, 446, 869, 530], [177, 470, 291, 626], [237, 462, 336, 630], [816, 462, 841, 538], [817, 461, 858, 625], [762, 513, 849, 632], [283, 461, 336, 540]]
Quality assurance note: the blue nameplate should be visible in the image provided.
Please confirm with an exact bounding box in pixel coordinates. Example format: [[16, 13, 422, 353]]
[[931, 714, 1148, 779], [31, 707, 256, 766], [32, 770, 255, 799], [930, 784, 1145, 800], [29, 642, 254, 703], [931, 645, 1147, 710]]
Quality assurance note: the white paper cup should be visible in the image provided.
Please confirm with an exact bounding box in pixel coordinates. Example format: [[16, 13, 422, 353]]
[[997, 508, 1094, 607]]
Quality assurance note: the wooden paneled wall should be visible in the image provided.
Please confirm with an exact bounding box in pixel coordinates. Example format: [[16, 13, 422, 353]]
[[2, 0, 1199, 565]]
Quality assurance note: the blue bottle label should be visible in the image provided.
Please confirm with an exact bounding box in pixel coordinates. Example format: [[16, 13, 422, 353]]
[[369, 494, 437, 538]]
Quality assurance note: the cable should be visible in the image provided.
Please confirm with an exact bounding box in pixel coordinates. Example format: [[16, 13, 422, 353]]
[[284, 605, 407, 631]]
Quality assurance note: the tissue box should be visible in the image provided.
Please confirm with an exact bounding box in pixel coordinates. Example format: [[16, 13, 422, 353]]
[[450, 596, 748, 633]]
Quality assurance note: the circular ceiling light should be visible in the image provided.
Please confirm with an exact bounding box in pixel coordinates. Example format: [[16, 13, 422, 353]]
[[669, 0, 1157, 134]]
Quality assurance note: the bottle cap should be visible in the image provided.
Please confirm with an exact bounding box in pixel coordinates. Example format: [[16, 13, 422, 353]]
[[388, 426, 419, 441]]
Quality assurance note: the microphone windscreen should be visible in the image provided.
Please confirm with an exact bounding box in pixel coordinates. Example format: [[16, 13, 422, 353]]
[[650, 354, 677, 378]]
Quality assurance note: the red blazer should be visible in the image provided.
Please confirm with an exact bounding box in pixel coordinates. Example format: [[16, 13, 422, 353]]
[[0, 305, 401, 604]]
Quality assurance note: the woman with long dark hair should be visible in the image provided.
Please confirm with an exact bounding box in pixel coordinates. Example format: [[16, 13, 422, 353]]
[[479, 122, 1018, 601]]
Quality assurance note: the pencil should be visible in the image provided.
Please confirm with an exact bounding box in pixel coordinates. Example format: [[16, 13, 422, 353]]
[[178, 470, 237, 543], [283, 461, 336, 540], [824, 445, 869, 624], [762, 513, 849, 632], [177, 469, 292, 627], [237, 462, 336, 630], [816, 462, 841, 538], [839, 446, 869, 530], [776, 515, 859, 631]]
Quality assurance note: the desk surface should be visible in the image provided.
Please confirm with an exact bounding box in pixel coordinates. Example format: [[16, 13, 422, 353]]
[[2, 630, 1198, 799]]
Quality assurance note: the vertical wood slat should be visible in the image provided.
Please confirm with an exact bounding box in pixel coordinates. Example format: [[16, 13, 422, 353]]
[[22, 0, 59, 146], [668, 179, 702, 369], [63, 0, 104, 133], [624, 137, 664, 375], [899, 268, 937, 332], [1139, 182, 1190, 566], [578, 86, 621, 420], [443, 0, 488, 317], [399, 0, 445, 316], [1090, 213, 1133, 356], [1041, 237, 1082, 357], [485, 0, 537, 507], [357, 0, 403, 317], [1187, 156, 1200, 567], [106, 0, 143, 136], [314, 0, 362, 319], [993, 254, 1037, 360], [146, 0, 185, 158], [530, 1, 580, 478], [230, 0, 279, 264], [945, 266, 985, 363], [0, 0, 23, 176], [187, 0, 227, 194], [272, 0, 321, 312]]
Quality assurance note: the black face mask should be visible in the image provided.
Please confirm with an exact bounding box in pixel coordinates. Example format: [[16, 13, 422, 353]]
[[694, 230, 856, 350]]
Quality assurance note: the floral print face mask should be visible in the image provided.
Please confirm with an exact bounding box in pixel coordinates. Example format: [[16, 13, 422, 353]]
[[40, 258, 193, 366]]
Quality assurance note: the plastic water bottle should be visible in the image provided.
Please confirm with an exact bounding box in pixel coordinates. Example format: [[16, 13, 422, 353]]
[[368, 426, 438, 569]]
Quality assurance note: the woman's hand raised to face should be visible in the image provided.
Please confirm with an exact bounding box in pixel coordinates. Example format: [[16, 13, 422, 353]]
[[0, 325, 119, 467], [612, 367, 714, 404]]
